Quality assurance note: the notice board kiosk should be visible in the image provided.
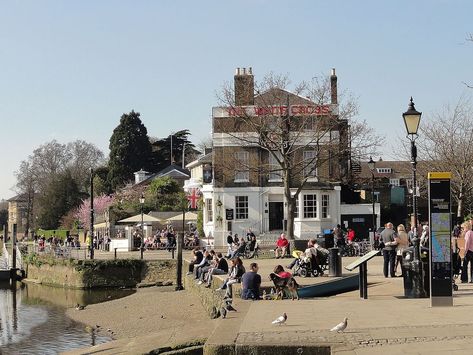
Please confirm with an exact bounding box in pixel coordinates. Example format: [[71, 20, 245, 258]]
[[428, 172, 453, 307]]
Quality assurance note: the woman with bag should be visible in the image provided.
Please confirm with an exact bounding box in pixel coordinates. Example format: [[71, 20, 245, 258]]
[[394, 224, 409, 277]]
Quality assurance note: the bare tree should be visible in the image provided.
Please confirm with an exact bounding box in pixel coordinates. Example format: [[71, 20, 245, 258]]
[[66, 140, 105, 192], [215, 70, 382, 238], [417, 95, 473, 218]]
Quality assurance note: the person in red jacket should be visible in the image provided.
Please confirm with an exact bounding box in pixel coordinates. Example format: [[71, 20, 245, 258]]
[[275, 233, 289, 259], [347, 228, 356, 243]]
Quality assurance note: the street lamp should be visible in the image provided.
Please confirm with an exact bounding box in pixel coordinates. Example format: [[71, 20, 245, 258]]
[[368, 156, 376, 247], [140, 192, 145, 260], [402, 97, 423, 297]]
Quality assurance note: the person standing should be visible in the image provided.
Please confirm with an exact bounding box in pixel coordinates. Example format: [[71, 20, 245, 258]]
[[241, 262, 261, 300], [333, 224, 345, 248], [394, 224, 409, 276], [226, 232, 234, 258], [462, 221, 473, 283], [380, 222, 397, 278]]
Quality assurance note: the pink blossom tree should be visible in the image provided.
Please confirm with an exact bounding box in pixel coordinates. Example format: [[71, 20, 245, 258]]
[[74, 194, 115, 231]]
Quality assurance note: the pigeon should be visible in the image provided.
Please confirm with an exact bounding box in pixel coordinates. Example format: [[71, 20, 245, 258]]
[[75, 304, 85, 311], [226, 304, 237, 312], [330, 317, 348, 333], [272, 313, 287, 325], [220, 307, 227, 319]]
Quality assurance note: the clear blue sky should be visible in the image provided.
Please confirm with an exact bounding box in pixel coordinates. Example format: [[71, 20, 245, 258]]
[[1, 0, 471, 199]]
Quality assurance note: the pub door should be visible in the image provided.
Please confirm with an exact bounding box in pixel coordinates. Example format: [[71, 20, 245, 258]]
[[269, 202, 284, 230]]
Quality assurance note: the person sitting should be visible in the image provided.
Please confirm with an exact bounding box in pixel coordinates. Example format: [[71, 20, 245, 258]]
[[195, 250, 214, 280], [273, 264, 292, 279], [241, 262, 261, 300], [246, 228, 256, 242], [204, 253, 229, 287], [218, 257, 245, 299], [305, 239, 325, 276], [275, 233, 289, 259], [187, 248, 203, 275], [247, 235, 259, 258], [229, 237, 246, 258]]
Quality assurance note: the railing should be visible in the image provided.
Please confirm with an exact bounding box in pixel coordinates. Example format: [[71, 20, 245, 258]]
[[1, 243, 10, 269]]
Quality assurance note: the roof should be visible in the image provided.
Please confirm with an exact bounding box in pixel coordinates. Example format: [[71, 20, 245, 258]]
[[355, 160, 413, 180], [148, 211, 182, 220], [255, 87, 315, 106], [186, 152, 212, 169], [157, 164, 190, 178], [7, 193, 28, 202]]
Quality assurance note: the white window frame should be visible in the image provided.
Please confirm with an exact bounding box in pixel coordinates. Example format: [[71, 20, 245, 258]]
[[268, 151, 282, 182], [390, 178, 400, 187], [205, 198, 213, 223], [321, 194, 330, 219], [235, 196, 248, 220], [303, 194, 317, 219], [234, 151, 249, 182], [303, 150, 317, 180]]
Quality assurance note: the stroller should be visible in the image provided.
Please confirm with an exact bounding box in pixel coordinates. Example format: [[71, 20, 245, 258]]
[[292, 250, 328, 277]]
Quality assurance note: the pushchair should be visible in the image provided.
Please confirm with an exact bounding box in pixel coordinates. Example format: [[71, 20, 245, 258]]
[[292, 250, 328, 277]]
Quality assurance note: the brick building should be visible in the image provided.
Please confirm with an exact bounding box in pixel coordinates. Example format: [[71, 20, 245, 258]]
[[201, 68, 352, 246]]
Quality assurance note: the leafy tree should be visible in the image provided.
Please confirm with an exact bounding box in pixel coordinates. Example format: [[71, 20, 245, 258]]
[[151, 129, 199, 171], [147, 176, 182, 211], [107, 110, 153, 190], [36, 170, 84, 229]]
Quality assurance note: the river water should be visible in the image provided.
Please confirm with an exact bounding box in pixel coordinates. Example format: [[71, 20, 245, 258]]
[[0, 282, 135, 354]]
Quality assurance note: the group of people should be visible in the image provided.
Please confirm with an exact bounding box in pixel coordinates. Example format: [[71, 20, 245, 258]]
[[379, 222, 429, 278], [187, 245, 299, 301], [225, 229, 258, 259]]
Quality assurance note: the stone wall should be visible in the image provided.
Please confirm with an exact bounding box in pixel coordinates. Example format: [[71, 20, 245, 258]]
[[24, 259, 177, 289]]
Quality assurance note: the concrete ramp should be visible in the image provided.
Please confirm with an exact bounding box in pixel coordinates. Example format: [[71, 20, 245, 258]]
[[297, 274, 359, 298]]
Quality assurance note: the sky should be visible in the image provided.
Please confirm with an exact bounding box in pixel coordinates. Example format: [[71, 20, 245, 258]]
[[0, 0, 472, 200]]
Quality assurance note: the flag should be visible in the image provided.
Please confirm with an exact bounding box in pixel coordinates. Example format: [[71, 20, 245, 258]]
[[187, 188, 200, 209]]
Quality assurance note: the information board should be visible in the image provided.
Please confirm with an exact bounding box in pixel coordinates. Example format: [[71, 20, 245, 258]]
[[225, 209, 234, 220], [428, 172, 453, 307]]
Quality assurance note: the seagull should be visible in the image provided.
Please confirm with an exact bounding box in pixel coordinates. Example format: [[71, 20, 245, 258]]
[[272, 313, 287, 325], [330, 317, 348, 333], [75, 304, 85, 311], [221, 307, 227, 319]]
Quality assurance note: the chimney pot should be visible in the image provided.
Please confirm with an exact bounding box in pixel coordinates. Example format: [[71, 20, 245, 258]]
[[331, 68, 336, 76], [248, 67, 252, 74]]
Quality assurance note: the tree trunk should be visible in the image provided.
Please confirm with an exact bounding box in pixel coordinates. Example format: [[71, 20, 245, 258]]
[[457, 186, 464, 219], [286, 197, 295, 240]]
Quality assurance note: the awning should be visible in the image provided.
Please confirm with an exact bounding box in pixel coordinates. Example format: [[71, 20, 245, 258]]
[[166, 211, 198, 222], [117, 214, 164, 224], [93, 222, 108, 228]]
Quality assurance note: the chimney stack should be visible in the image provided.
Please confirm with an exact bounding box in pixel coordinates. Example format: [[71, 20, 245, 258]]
[[234, 67, 254, 106], [330, 68, 337, 105]]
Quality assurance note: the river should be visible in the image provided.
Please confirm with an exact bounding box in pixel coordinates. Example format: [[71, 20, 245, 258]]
[[0, 281, 135, 354]]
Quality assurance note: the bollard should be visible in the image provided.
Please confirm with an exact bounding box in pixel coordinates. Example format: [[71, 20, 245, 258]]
[[329, 247, 342, 277], [172, 248, 175, 259], [140, 246, 144, 260], [114, 248, 117, 260]]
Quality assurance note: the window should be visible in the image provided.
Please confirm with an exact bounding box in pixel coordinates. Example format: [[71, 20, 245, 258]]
[[322, 194, 330, 218], [376, 168, 392, 174], [390, 178, 400, 187], [303, 150, 317, 178], [205, 198, 213, 222], [374, 192, 380, 203], [303, 194, 317, 218], [268, 151, 282, 181], [235, 196, 248, 220], [234, 151, 249, 182]]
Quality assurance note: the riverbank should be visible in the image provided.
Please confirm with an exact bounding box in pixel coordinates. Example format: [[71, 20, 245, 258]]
[[63, 286, 218, 354]]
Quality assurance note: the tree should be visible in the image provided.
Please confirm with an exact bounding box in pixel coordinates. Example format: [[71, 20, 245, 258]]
[[66, 140, 105, 192], [0, 209, 7, 229], [14, 160, 36, 234], [147, 176, 182, 211], [107, 110, 153, 190], [416, 96, 473, 218], [151, 129, 199, 171], [74, 194, 115, 233], [36, 170, 84, 229], [216, 71, 382, 238]]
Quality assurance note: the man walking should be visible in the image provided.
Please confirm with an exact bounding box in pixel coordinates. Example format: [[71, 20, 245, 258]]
[[380, 222, 397, 278]]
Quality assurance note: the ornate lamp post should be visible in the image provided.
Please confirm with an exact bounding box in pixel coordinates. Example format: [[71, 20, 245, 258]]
[[368, 156, 376, 247], [402, 97, 423, 297], [140, 193, 145, 260]]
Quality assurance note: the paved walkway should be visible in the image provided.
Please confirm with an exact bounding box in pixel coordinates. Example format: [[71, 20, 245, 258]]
[[205, 255, 473, 354]]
